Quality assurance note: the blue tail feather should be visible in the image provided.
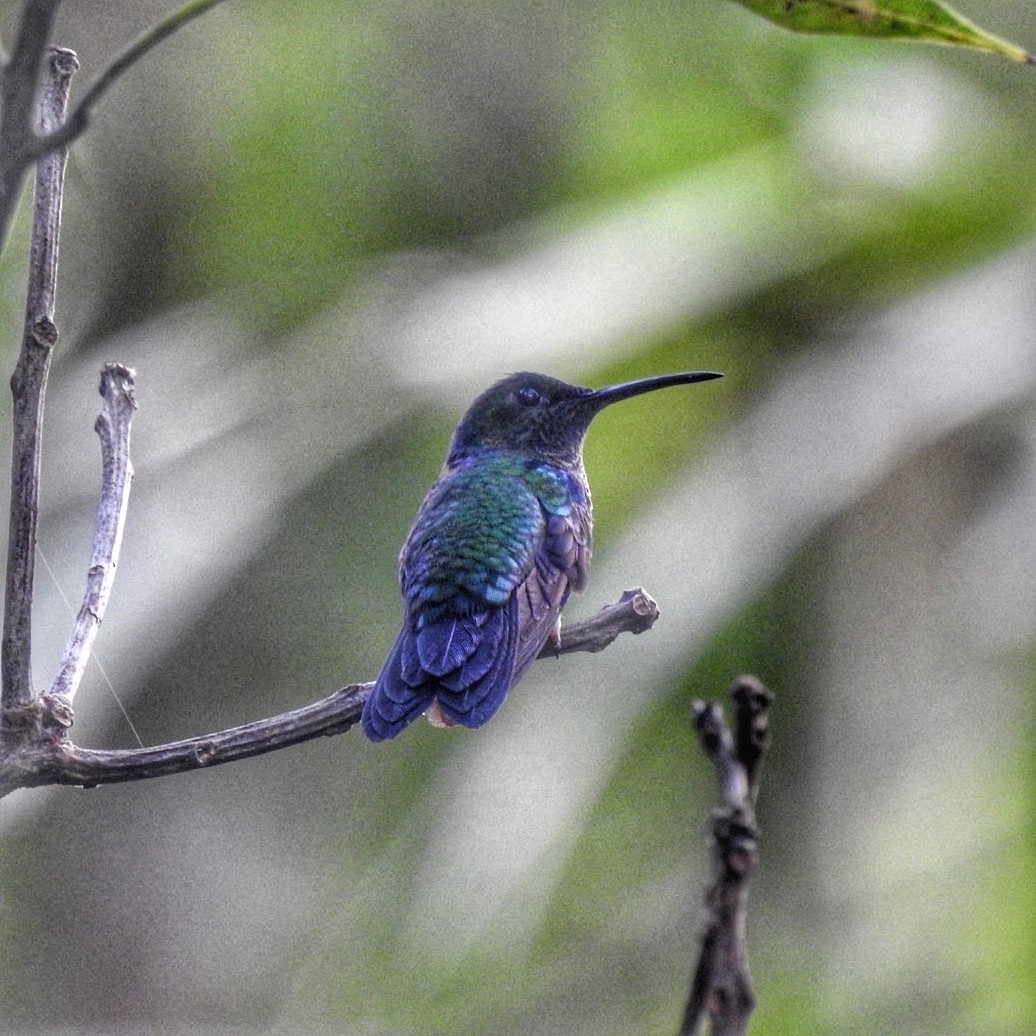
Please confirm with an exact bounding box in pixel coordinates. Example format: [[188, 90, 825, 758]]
[[362, 597, 520, 741], [433, 598, 518, 727], [437, 608, 506, 691], [416, 612, 486, 676], [361, 632, 434, 741]]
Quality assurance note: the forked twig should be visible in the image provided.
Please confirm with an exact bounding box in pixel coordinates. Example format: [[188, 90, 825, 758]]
[[681, 676, 773, 1036], [49, 364, 137, 707]]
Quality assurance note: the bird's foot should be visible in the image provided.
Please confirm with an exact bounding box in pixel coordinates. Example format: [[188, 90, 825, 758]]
[[548, 615, 562, 657]]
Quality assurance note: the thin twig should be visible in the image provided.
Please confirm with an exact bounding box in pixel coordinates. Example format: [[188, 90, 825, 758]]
[[1, 47, 78, 713], [0, 589, 661, 796], [681, 677, 772, 1036], [27, 0, 231, 161], [49, 364, 137, 707]]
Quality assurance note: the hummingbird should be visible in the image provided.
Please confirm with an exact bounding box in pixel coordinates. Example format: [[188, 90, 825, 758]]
[[361, 369, 722, 741]]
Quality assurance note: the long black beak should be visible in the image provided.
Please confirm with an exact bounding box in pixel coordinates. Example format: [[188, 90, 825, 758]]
[[587, 370, 723, 410]]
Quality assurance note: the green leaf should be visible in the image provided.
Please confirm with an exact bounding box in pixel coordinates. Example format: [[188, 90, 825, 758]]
[[732, 0, 1035, 63]]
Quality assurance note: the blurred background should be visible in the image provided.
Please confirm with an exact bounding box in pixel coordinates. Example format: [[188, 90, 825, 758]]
[[0, 0, 1034, 1033]]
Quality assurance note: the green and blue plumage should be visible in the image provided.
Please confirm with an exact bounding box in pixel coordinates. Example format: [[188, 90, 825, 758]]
[[361, 369, 720, 741]]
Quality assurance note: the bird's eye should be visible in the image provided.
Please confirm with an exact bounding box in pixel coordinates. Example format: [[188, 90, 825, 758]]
[[515, 386, 543, 407]]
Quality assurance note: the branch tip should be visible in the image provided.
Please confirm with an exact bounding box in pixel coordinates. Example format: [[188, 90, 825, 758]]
[[730, 674, 773, 796], [46, 46, 79, 80], [618, 586, 660, 631], [543, 587, 660, 657], [98, 361, 137, 406], [691, 698, 730, 754]]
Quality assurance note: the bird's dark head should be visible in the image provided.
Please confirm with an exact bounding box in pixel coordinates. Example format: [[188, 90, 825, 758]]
[[447, 369, 722, 468]]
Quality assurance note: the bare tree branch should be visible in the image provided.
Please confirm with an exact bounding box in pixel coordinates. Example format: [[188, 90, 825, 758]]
[[1, 46, 77, 713], [0, 589, 661, 796], [19, 682, 372, 790], [680, 676, 773, 1036], [49, 364, 137, 707]]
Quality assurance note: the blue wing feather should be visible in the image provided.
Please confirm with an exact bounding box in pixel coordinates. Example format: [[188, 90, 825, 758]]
[[361, 455, 591, 742]]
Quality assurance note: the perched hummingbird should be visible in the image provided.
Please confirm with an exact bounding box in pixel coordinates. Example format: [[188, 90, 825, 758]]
[[361, 369, 722, 742]]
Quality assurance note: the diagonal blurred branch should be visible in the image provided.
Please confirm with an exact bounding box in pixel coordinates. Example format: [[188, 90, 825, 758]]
[[0, 1, 65, 249], [26, 0, 231, 162], [0, 0, 230, 260]]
